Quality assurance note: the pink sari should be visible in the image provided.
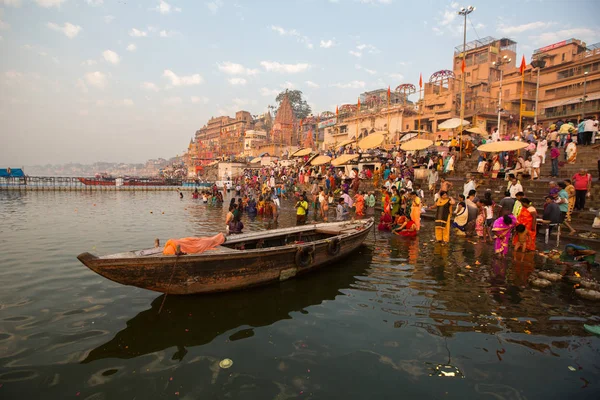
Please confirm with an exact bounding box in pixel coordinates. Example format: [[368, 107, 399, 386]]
[[492, 215, 517, 255]]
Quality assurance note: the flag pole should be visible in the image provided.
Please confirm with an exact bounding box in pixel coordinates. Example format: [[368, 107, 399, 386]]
[[519, 66, 525, 132]]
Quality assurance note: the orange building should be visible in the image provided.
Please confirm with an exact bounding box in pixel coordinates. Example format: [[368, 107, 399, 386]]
[[410, 36, 600, 135]]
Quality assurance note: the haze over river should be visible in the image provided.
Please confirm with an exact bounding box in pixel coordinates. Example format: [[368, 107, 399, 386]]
[[0, 191, 599, 399]]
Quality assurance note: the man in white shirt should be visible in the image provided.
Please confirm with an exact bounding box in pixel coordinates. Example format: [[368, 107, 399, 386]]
[[463, 176, 476, 198], [507, 175, 523, 199], [491, 128, 500, 142]]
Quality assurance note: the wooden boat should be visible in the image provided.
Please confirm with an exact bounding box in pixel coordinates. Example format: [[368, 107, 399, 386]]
[[78, 177, 182, 186], [77, 218, 374, 295]]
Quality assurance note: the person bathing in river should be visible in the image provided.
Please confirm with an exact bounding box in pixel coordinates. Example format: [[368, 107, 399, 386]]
[[492, 214, 517, 257], [559, 244, 598, 276]]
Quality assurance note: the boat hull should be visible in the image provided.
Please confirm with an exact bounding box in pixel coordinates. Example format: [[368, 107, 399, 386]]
[[77, 219, 373, 295]]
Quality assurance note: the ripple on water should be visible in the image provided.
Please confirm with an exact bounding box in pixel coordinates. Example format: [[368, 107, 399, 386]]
[[0, 369, 39, 382]]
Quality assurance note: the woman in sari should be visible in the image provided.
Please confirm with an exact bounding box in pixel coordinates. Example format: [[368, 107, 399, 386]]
[[452, 201, 468, 236], [491, 155, 501, 179], [354, 191, 365, 217], [565, 139, 577, 164], [475, 200, 486, 239], [373, 167, 381, 189], [390, 187, 401, 216], [394, 218, 418, 237], [409, 191, 422, 231], [431, 191, 455, 243], [492, 214, 517, 257], [512, 198, 537, 251]]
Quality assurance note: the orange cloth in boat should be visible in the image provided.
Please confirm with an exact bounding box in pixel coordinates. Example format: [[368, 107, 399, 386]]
[[163, 233, 226, 255]]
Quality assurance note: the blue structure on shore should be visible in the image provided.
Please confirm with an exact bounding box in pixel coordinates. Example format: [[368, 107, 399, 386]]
[[0, 168, 25, 178]]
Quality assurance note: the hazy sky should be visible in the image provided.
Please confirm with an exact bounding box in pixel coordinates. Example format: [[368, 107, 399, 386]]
[[1, 0, 598, 165]]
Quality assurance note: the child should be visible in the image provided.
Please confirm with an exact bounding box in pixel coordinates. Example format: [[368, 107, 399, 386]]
[[514, 224, 530, 253]]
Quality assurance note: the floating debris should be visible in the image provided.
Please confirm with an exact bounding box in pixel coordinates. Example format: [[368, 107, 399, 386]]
[[219, 358, 233, 369], [568, 366, 577, 371]]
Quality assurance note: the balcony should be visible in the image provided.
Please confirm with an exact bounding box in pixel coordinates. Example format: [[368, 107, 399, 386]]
[[542, 103, 599, 119]]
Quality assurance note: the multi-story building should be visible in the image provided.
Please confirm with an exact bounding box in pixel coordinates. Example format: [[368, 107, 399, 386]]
[[243, 130, 268, 156], [535, 39, 600, 123], [408, 36, 600, 136]]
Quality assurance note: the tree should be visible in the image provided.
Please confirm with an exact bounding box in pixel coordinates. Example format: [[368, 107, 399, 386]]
[[275, 89, 312, 120]]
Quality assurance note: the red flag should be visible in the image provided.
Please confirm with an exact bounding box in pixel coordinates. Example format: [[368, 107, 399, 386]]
[[335, 105, 339, 117], [387, 86, 391, 101], [519, 55, 526, 74], [419, 73, 423, 88], [357, 97, 361, 110], [461, 59, 466, 73]]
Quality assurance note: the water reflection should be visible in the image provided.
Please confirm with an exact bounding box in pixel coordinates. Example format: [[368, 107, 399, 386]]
[[82, 247, 372, 364]]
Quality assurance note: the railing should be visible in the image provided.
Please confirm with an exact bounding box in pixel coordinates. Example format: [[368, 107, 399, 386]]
[[0, 176, 189, 191], [542, 105, 599, 119], [544, 80, 600, 99]]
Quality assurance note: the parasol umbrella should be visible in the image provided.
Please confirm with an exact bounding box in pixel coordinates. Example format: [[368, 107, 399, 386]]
[[331, 154, 359, 166], [358, 133, 385, 150], [291, 148, 312, 157], [465, 127, 487, 136], [438, 118, 470, 130], [477, 141, 528, 152], [249, 157, 261, 163], [337, 139, 356, 148], [310, 155, 331, 166], [400, 139, 433, 151], [399, 132, 419, 142]]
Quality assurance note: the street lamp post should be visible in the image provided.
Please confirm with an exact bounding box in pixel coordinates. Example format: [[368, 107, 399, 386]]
[[492, 55, 511, 136], [582, 71, 589, 121], [531, 59, 546, 125], [458, 5, 475, 159]]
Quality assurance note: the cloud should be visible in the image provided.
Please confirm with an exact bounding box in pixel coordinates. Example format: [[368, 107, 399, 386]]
[[76, 78, 88, 93], [355, 64, 376, 75], [206, 0, 223, 14], [47, 22, 82, 38], [320, 39, 336, 48], [84, 71, 107, 89], [270, 25, 313, 49], [228, 77, 247, 85], [159, 30, 179, 38], [305, 81, 319, 88], [356, 43, 379, 54], [126, 43, 136, 52], [81, 59, 97, 66], [260, 61, 310, 73], [85, 0, 103, 6], [217, 61, 259, 76], [141, 82, 160, 91], [36, 0, 66, 8], [349, 50, 362, 58], [388, 73, 404, 81], [163, 96, 183, 105], [191, 96, 209, 104], [163, 69, 203, 86], [497, 21, 554, 35], [102, 50, 120, 65], [129, 28, 147, 37], [154, 0, 173, 14], [529, 27, 600, 46], [280, 81, 294, 89], [104, 15, 115, 24], [259, 87, 279, 97], [331, 80, 365, 89]]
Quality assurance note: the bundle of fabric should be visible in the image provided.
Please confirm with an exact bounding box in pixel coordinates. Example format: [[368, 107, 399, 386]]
[[163, 233, 226, 255]]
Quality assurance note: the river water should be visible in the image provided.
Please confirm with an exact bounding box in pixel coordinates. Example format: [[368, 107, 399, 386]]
[[0, 190, 599, 399]]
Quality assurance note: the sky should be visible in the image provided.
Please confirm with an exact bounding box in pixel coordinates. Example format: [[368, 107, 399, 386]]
[[1, 0, 599, 166]]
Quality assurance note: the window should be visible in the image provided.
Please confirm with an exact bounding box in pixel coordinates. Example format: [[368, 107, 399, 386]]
[[562, 53, 565, 62], [340, 125, 347, 133]]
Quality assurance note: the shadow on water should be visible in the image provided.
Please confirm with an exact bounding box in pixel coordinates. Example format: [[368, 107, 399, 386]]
[[82, 246, 373, 364]]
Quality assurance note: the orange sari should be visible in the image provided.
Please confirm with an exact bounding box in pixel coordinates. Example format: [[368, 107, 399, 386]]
[[512, 207, 536, 251]]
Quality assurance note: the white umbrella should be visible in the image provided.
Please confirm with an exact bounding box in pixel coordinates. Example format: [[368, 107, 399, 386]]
[[438, 118, 470, 130]]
